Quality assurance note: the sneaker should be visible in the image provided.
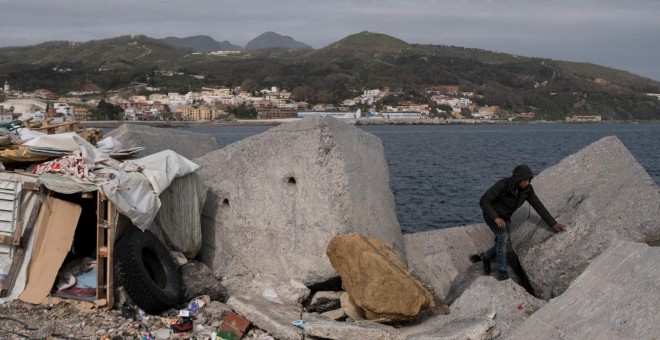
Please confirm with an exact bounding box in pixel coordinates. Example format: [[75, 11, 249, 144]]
[[479, 252, 491, 275], [496, 271, 509, 281]]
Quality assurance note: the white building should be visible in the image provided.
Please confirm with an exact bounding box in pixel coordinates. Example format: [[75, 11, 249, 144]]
[[297, 110, 359, 119]]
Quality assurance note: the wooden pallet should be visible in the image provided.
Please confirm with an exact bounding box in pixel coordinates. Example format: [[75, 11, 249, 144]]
[[96, 193, 115, 308]]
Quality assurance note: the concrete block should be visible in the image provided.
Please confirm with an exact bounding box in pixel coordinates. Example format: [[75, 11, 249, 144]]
[[195, 116, 405, 285], [509, 241, 660, 339], [450, 276, 545, 339], [510, 136, 660, 299], [106, 124, 217, 159]]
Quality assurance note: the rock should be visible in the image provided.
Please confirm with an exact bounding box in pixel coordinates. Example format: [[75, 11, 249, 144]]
[[204, 301, 233, 319], [510, 136, 660, 299], [227, 295, 304, 340], [398, 313, 497, 340], [106, 124, 217, 159], [450, 276, 545, 339], [309, 291, 342, 313], [327, 233, 434, 321], [303, 318, 401, 340], [180, 260, 227, 302], [509, 241, 660, 339], [222, 273, 310, 306], [195, 116, 405, 285], [339, 292, 365, 320], [320, 308, 347, 321], [404, 224, 493, 302]]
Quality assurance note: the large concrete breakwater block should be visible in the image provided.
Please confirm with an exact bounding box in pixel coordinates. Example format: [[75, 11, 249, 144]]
[[106, 124, 218, 159], [510, 136, 660, 299], [403, 224, 493, 301], [195, 116, 405, 285], [509, 242, 660, 339]]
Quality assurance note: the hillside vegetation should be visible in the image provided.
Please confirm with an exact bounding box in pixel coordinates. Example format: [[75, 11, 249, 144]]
[[1, 32, 659, 120]]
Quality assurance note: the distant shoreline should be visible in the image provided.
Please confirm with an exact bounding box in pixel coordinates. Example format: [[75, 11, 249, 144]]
[[79, 118, 660, 129]]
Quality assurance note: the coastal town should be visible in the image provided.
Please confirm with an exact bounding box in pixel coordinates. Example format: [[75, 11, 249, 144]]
[[0, 80, 606, 125]]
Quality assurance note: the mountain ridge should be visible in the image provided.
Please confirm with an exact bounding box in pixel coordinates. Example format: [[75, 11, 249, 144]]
[[1, 31, 659, 120]]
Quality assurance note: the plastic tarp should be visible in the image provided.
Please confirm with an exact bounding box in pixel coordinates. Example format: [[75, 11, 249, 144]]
[[30, 133, 199, 230], [23, 132, 81, 151], [145, 172, 207, 258]]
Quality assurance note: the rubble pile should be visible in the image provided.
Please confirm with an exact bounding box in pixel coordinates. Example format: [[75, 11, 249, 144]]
[[2, 117, 659, 339]]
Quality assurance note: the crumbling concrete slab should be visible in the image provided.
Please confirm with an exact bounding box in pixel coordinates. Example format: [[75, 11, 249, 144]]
[[195, 116, 405, 285], [227, 294, 303, 340], [398, 313, 496, 340], [302, 313, 400, 340], [106, 124, 217, 159], [404, 224, 493, 301], [509, 241, 660, 339], [222, 273, 310, 306], [450, 276, 545, 339], [510, 136, 660, 299]]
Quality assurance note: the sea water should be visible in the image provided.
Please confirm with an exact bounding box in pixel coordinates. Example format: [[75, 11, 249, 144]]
[[184, 123, 660, 233]]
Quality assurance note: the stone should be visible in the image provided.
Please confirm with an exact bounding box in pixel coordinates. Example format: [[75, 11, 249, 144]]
[[303, 318, 401, 340], [404, 223, 494, 302], [227, 295, 304, 340], [106, 124, 217, 159], [222, 273, 310, 306], [327, 233, 434, 321], [509, 241, 660, 339], [510, 136, 660, 299], [398, 314, 497, 340], [180, 260, 227, 302], [320, 308, 347, 321], [309, 291, 342, 313], [450, 276, 545, 339], [339, 292, 365, 320], [204, 301, 233, 319], [195, 115, 405, 285]]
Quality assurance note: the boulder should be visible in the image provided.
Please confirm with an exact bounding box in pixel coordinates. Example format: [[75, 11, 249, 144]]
[[510, 136, 660, 299], [509, 241, 660, 339], [404, 224, 493, 302], [195, 116, 405, 285], [450, 276, 545, 339], [227, 295, 303, 340], [326, 233, 434, 322], [106, 124, 217, 159]]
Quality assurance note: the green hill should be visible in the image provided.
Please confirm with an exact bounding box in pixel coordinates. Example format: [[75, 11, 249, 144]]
[[1, 32, 659, 120]]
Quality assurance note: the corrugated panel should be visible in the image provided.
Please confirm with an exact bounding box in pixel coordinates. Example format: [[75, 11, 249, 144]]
[[0, 180, 20, 234]]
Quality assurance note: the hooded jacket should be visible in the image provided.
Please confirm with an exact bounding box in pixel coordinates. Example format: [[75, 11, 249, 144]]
[[479, 164, 557, 226]]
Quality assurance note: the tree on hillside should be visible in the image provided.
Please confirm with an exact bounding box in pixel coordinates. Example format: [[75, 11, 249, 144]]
[[92, 99, 123, 120]]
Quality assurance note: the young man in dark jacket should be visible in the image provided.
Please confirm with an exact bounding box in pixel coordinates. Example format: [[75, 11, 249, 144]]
[[479, 164, 566, 280]]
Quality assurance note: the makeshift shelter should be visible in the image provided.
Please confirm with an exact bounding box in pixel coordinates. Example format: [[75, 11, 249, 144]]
[[0, 132, 206, 313]]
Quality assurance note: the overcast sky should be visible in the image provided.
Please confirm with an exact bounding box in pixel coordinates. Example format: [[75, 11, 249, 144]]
[[1, 0, 659, 81]]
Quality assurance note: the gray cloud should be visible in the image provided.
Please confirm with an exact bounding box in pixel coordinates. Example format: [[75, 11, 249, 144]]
[[1, 0, 658, 80]]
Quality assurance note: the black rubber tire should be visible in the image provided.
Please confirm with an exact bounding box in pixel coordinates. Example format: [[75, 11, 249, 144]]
[[114, 230, 182, 314]]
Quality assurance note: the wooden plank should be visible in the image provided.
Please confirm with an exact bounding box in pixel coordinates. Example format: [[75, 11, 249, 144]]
[[106, 203, 115, 309], [96, 193, 106, 301], [12, 221, 22, 245], [98, 246, 108, 257], [22, 182, 40, 191], [0, 234, 13, 245]]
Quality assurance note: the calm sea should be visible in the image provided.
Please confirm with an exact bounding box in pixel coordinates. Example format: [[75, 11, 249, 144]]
[[183, 123, 660, 233]]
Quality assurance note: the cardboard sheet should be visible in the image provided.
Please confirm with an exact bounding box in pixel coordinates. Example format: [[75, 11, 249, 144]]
[[19, 196, 81, 304]]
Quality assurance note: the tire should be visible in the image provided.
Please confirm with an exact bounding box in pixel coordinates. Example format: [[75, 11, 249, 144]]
[[114, 230, 182, 314]]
